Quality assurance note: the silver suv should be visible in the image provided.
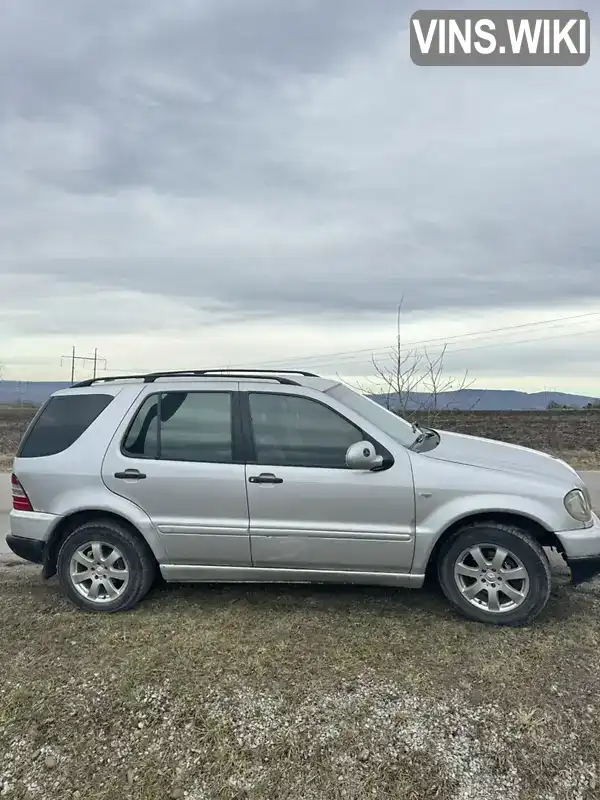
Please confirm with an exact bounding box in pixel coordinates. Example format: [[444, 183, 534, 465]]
[[7, 368, 600, 626]]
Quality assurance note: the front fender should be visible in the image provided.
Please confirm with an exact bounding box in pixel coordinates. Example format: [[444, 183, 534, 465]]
[[411, 491, 574, 574]]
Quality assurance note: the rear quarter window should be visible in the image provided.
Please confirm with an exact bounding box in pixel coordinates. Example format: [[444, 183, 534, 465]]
[[17, 394, 114, 458]]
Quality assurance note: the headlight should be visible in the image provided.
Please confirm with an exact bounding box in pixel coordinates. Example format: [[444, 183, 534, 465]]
[[564, 488, 592, 522]]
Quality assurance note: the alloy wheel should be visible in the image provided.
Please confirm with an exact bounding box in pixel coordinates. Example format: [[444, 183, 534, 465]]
[[69, 541, 130, 604], [453, 543, 530, 614]]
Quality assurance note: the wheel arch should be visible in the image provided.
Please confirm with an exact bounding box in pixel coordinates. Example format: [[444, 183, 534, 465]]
[[425, 510, 564, 579], [43, 509, 159, 579]]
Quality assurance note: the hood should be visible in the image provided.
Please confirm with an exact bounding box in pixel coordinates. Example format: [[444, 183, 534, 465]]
[[424, 429, 583, 485]]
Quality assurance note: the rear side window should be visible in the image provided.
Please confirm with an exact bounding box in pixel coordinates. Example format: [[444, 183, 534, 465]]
[[159, 392, 233, 463], [122, 395, 159, 458], [122, 391, 233, 463], [17, 394, 114, 458]]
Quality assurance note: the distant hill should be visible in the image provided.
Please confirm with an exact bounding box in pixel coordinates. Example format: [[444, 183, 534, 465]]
[[0, 381, 71, 406], [0, 380, 598, 411], [369, 389, 600, 412]]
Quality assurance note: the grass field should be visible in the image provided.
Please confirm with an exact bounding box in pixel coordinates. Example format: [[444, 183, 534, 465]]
[[1, 562, 600, 800]]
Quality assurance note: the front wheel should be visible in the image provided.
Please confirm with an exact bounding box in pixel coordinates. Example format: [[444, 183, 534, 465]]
[[437, 522, 552, 627]]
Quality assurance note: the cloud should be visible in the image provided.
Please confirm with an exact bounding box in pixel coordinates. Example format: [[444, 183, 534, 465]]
[[0, 0, 599, 389]]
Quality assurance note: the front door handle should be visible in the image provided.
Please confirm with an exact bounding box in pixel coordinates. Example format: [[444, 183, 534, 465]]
[[114, 469, 147, 480], [248, 473, 283, 485]]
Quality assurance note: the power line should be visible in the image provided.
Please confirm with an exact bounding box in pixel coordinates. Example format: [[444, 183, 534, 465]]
[[99, 323, 600, 379], [73, 316, 600, 378], [232, 310, 600, 369], [4, 310, 600, 378], [296, 324, 600, 372], [442, 325, 600, 357], [284, 319, 600, 370]]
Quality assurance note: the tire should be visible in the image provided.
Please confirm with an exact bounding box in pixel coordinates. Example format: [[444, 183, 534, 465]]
[[56, 520, 156, 613], [437, 522, 551, 627]]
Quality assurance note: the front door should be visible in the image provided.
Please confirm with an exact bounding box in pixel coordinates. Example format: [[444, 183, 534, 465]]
[[101, 382, 251, 566], [242, 388, 415, 573]]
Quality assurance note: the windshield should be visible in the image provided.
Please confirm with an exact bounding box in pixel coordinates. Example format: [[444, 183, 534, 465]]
[[324, 384, 417, 447]]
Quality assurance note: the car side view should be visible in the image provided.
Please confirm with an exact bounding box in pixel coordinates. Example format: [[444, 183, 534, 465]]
[[6, 368, 600, 626]]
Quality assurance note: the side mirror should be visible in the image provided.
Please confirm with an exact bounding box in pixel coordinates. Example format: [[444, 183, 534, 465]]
[[345, 440, 384, 471]]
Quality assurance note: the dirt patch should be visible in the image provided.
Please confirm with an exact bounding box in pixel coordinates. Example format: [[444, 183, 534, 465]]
[[1, 565, 600, 799], [415, 409, 600, 455], [558, 451, 600, 471], [0, 407, 34, 469]]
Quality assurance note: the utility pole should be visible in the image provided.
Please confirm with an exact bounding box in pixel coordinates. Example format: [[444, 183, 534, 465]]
[[88, 348, 107, 379], [61, 346, 88, 384], [61, 347, 107, 383]]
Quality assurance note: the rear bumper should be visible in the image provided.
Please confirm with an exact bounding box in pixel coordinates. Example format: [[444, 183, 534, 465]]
[[7, 510, 58, 571], [5, 533, 45, 564], [9, 509, 57, 542]]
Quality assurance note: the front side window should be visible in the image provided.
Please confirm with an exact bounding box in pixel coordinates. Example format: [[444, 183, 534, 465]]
[[122, 391, 233, 463], [248, 392, 362, 468], [324, 383, 417, 447]]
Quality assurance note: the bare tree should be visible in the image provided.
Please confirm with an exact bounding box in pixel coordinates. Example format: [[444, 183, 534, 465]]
[[419, 343, 478, 417], [353, 299, 476, 421]]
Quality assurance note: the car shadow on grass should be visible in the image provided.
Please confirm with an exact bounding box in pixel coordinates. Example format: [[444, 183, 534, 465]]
[[138, 569, 589, 627]]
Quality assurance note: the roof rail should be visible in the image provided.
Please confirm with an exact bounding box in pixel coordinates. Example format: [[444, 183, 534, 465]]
[[207, 368, 320, 377], [72, 373, 149, 387], [71, 367, 320, 388]]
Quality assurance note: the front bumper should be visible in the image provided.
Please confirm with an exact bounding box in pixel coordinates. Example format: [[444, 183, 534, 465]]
[[556, 512, 600, 585], [568, 556, 600, 586], [5, 533, 45, 564]]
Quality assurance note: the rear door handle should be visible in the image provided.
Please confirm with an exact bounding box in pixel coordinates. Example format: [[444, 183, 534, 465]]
[[249, 473, 283, 485], [114, 469, 147, 480]]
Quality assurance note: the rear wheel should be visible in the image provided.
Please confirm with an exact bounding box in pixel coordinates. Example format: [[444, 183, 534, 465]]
[[57, 521, 156, 613], [437, 522, 551, 627]]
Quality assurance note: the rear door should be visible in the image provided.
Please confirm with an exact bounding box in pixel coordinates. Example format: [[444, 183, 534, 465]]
[[241, 385, 416, 573], [101, 381, 251, 566]]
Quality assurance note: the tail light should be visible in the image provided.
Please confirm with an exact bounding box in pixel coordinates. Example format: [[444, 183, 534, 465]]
[[11, 474, 33, 512]]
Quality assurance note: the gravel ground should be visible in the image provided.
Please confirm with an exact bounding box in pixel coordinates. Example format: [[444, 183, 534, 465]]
[[1, 564, 600, 800]]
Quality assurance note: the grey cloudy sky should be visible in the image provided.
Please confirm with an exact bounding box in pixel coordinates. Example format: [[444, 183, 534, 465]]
[[1, 0, 599, 393]]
